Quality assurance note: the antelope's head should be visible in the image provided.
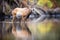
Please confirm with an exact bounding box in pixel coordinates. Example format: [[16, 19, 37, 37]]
[[12, 7, 31, 19]]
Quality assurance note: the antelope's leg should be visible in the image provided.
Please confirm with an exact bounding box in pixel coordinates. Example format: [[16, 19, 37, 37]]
[[20, 16, 31, 34], [20, 16, 26, 30], [12, 16, 16, 31]]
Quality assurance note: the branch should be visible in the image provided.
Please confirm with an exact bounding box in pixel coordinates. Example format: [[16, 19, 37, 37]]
[[14, 0, 20, 7]]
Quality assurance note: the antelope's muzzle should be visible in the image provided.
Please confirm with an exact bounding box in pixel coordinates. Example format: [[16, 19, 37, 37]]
[[16, 12, 22, 19]]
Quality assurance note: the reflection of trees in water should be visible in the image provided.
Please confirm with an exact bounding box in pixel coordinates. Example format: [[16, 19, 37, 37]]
[[27, 19, 60, 40]]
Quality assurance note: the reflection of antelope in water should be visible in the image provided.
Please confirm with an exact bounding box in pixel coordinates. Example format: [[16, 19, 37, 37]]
[[12, 7, 32, 40]]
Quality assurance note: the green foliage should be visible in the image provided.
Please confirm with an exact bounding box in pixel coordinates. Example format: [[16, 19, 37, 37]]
[[37, 0, 53, 8], [56, 0, 60, 2], [47, 1, 53, 8], [56, 0, 60, 6]]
